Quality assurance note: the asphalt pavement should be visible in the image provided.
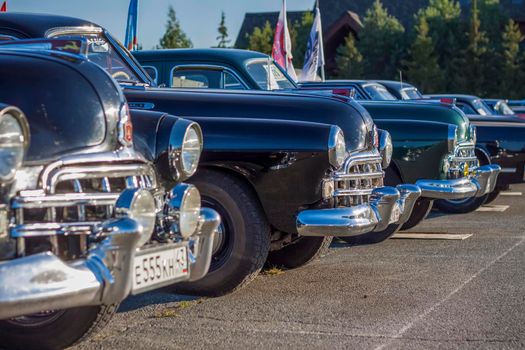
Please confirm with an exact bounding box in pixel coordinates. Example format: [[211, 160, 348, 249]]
[[75, 184, 525, 350]]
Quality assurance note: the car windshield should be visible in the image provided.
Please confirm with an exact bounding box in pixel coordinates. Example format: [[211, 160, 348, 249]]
[[498, 101, 515, 115], [471, 99, 493, 116], [245, 60, 296, 90], [401, 88, 423, 100], [363, 84, 397, 100], [51, 31, 144, 84]]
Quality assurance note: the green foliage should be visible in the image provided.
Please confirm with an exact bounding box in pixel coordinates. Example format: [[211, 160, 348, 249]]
[[158, 6, 193, 49], [247, 21, 274, 55], [500, 20, 524, 98], [464, 0, 490, 96], [216, 11, 230, 48], [358, 0, 405, 79], [335, 33, 363, 78], [403, 17, 443, 92], [291, 11, 314, 68]]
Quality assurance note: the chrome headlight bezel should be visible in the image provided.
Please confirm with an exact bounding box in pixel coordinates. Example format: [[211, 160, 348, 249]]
[[115, 188, 156, 247], [447, 125, 459, 152], [164, 183, 202, 239], [168, 120, 203, 182], [469, 125, 477, 144], [328, 126, 346, 169], [379, 130, 393, 169], [0, 106, 30, 183]]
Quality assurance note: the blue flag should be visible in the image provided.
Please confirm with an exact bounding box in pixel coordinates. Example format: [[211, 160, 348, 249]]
[[124, 0, 139, 51], [300, 7, 325, 82]]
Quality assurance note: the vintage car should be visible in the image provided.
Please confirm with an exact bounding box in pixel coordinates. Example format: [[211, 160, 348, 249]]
[[484, 99, 518, 116], [425, 94, 495, 116], [0, 14, 426, 296], [133, 48, 499, 218], [0, 45, 219, 349]]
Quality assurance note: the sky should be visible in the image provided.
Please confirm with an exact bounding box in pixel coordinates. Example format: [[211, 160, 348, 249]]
[[8, 0, 314, 49]]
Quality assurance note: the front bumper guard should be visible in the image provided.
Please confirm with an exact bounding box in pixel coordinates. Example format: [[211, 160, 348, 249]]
[[296, 184, 421, 237], [416, 164, 501, 200], [0, 193, 219, 321]]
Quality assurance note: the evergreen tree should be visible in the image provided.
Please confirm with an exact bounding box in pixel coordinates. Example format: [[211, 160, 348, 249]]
[[464, 0, 490, 96], [216, 11, 230, 48], [479, 0, 507, 44], [335, 33, 363, 78], [417, 0, 465, 91], [247, 21, 274, 55], [291, 11, 314, 68], [158, 6, 193, 49], [404, 17, 443, 93], [500, 20, 524, 98], [358, 0, 405, 79]]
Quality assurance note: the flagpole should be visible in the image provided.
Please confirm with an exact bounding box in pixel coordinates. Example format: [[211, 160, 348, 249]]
[[317, 0, 326, 81]]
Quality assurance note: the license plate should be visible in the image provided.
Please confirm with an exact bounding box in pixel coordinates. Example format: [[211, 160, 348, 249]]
[[132, 245, 189, 294]]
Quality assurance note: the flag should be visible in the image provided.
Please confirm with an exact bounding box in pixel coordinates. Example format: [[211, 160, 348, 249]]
[[272, 0, 298, 81], [300, 7, 325, 82], [0, 1, 7, 12], [124, 0, 139, 51]]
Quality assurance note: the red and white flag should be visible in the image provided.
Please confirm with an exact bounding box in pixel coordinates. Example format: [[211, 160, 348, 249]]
[[0, 1, 7, 12], [272, 0, 297, 81]]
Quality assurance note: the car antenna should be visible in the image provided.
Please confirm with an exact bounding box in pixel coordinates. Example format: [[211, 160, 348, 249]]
[[267, 56, 272, 91]]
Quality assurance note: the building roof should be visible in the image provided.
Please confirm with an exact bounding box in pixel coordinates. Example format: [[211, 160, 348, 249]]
[[234, 10, 309, 49]]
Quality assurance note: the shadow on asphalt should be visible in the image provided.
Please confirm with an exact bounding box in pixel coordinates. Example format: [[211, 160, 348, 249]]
[[118, 290, 198, 313]]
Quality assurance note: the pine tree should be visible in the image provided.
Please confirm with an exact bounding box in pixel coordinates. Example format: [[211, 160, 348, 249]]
[[335, 33, 363, 79], [291, 12, 314, 68], [464, 0, 489, 96], [404, 17, 443, 93], [247, 21, 274, 55], [216, 11, 230, 48], [358, 0, 405, 79], [500, 20, 524, 98], [158, 6, 193, 49], [335, 33, 363, 78]]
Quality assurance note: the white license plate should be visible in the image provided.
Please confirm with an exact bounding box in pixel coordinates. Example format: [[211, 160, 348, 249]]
[[132, 246, 189, 294]]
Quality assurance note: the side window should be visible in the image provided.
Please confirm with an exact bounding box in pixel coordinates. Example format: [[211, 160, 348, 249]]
[[142, 66, 158, 84], [224, 71, 245, 90], [171, 69, 221, 89]]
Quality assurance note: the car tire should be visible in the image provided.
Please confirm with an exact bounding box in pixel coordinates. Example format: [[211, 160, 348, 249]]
[[400, 198, 433, 231], [175, 169, 271, 297], [434, 194, 488, 214], [0, 304, 117, 350], [266, 236, 333, 269], [484, 190, 500, 205]]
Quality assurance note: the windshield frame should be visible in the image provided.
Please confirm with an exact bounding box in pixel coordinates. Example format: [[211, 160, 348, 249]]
[[362, 83, 397, 101], [45, 26, 155, 86], [244, 57, 298, 90]]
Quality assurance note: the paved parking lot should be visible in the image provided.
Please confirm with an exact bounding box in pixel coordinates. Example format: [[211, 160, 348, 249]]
[[76, 184, 525, 350]]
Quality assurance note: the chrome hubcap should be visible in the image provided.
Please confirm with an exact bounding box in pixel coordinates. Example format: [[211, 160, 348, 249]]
[[212, 220, 226, 256]]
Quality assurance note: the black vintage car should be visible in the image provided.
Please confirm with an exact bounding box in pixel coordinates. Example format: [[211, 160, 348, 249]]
[[134, 48, 499, 218], [0, 14, 425, 296], [0, 44, 221, 349]]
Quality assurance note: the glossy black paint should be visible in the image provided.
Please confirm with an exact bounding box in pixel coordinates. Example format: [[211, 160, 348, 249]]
[[0, 50, 123, 163]]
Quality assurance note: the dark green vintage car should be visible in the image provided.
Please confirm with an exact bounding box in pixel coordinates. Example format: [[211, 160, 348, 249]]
[[135, 48, 500, 228]]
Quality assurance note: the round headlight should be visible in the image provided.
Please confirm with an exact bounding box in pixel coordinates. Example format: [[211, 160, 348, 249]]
[[169, 120, 203, 181], [165, 184, 201, 239], [0, 106, 29, 182], [379, 131, 393, 168], [329, 126, 346, 168], [115, 189, 156, 247]]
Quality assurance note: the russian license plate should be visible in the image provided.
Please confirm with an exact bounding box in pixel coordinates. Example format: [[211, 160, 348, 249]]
[[132, 245, 189, 294]]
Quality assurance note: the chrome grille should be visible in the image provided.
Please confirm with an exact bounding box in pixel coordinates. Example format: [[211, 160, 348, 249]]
[[327, 151, 384, 207], [447, 142, 478, 179], [11, 162, 156, 238]]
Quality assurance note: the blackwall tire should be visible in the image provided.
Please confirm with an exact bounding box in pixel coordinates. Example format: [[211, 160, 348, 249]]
[[400, 198, 434, 231], [175, 169, 271, 297], [266, 236, 332, 269]]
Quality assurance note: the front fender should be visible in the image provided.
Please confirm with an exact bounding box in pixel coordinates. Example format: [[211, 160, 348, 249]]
[[375, 119, 450, 183]]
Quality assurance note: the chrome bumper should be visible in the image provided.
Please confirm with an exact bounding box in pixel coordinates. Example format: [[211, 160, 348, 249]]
[[296, 184, 421, 237], [416, 164, 501, 200], [0, 199, 220, 321]]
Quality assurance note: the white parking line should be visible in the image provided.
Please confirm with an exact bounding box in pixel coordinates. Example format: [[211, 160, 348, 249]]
[[501, 192, 522, 196], [392, 233, 472, 240], [476, 205, 509, 212]]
